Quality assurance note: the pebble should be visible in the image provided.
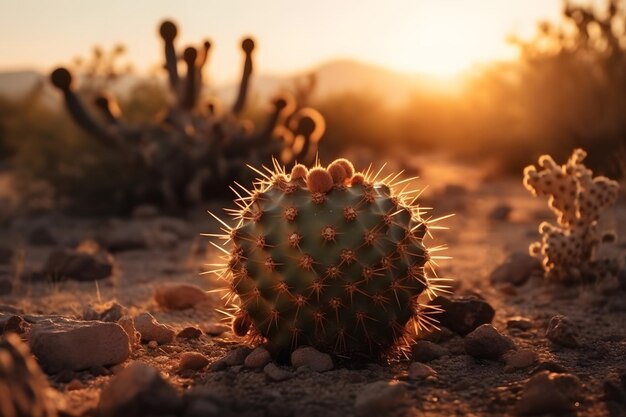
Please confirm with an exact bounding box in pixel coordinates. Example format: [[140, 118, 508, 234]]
[[490, 252, 543, 286], [506, 316, 533, 331], [97, 362, 183, 417], [154, 283, 209, 310], [177, 326, 203, 340], [117, 315, 141, 348], [291, 346, 333, 372], [30, 319, 130, 373], [430, 295, 495, 336], [514, 371, 582, 415], [134, 312, 175, 345], [224, 346, 254, 366], [203, 323, 230, 336], [408, 362, 437, 380], [0, 277, 12, 296], [264, 363, 295, 381], [0, 334, 57, 417], [354, 381, 407, 417], [83, 301, 127, 322], [546, 315, 579, 348], [503, 349, 538, 372], [244, 347, 272, 368], [489, 204, 512, 221], [411, 340, 448, 362], [41, 247, 113, 281], [147, 340, 158, 349], [179, 352, 210, 370], [464, 324, 516, 360]]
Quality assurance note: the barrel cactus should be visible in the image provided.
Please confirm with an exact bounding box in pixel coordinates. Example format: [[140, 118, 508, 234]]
[[208, 158, 449, 359]]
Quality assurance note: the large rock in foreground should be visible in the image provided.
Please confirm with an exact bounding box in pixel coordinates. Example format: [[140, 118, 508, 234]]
[[430, 295, 495, 336], [0, 333, 58, 417], [30, 319, 130, 373]]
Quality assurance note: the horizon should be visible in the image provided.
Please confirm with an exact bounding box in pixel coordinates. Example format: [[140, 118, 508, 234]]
[[1, 0, 568, 84]]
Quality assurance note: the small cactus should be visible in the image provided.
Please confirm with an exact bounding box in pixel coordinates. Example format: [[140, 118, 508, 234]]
[[208, 158, 449, 359], [523, 148, 621, 282]]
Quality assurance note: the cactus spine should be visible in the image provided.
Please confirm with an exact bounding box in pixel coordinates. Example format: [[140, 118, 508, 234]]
[[209, 158, 449, 359]]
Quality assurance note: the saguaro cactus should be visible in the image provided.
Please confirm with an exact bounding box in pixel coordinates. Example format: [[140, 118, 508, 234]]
[[50, 20, 325, 212]]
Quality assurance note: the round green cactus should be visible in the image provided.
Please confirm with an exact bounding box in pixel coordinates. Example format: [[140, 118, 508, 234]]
[[208, 158, 448, 359]]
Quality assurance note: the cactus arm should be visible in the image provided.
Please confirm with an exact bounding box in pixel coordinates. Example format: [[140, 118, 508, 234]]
[[94, 94, 122, 125], [159, 21, 180, 92], [181, 47, 198, 110], [232, 38, 255, 115]]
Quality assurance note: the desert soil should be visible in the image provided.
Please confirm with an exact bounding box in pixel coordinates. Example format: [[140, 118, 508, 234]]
[[0, 156, 625, 417]]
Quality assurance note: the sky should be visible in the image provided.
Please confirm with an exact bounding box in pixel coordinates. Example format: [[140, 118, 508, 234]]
[[1, 0, 568, 83]]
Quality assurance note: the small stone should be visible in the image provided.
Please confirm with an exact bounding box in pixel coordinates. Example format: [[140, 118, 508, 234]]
[[203, 323, 230, 336], [66, 378, 85, 391], [0, 334, 57, 417], [264, 363, 294, 381], [154, 283, 209, 310], [147, 340, 158, 349], [0, 277, 13, 295], [490, 204, 512, 221], [28, 226, 57, 246], [411, 341, 448, 362], [224, 346, 253, 366], [354, 381, 407, 417], [244, 347, 271, 368], [179, 352, 210, 370], [408, 362, 436, 379], [3, 315, 29, 334], [134, 312, 175, 345], [117, 316, 140, 347], [490, 252, 543, 286], [291, 346, 333, 372], [507, 316, 533, 331], [546, 315, 579, 348], [514, 371, 582, 415], [83, 301, 127, 322], [209, 359, 228, 372], [177, 326, 203, 340], [41, 247, 113, 281], [97, 362, 183, 417], [430, 295, 495, 336], [464, 324, 516, 360], [30, 319, 130, 373], [0, 244, 13, 264], [504, 349, 538, 372]]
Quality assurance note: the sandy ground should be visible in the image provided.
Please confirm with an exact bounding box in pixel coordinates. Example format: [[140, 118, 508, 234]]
[[0, 156, 625, 417]]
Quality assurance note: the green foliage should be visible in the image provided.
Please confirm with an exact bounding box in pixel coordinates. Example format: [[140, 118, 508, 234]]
[[217, 159, 444, 359]]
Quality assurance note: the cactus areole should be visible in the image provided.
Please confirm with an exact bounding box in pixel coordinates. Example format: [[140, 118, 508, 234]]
[[209, 158, 447, 359]]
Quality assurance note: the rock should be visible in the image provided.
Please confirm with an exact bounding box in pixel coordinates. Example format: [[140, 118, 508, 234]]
[[490, 204, 512, 221], [504, 349, 538, 372], [354, 381, 407, 417], [118, 315, 140, 347], [291, 346, 333, 372], [97, 222, 148, 252], [430, 295, 495, 336], [203, 323, 230, 336], [264, 363, 294, 381], [411, 340, 448, 362], [0, 334, 58, 417], [177, 326, 203, 340], [153, 283, 209, 310], [3, 315, 29, 334], [41, 246, 113, 281], [97, 362, 183, 417], [408, 362, 436, 379], [179, 352, 210, 371], [546, 315, 579, 348], [244, 347, 271, 368], [464, 324, 516, 360], [0, 277, 12, 295], [515, 371, 582, 415], [490, 252, 543, 286], [83, 301, 127, 322], [507, 316, 533, 331], [147, 340, 158, 349], [30, 319, 130, 373], [224, 346, 253, 366], [134, 313, 175, 345], [0, 243, 13, 264], [28, 226, 57, 246]]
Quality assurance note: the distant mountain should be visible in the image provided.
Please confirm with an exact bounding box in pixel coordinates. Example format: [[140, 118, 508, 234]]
[[0, 59, 444, 107]]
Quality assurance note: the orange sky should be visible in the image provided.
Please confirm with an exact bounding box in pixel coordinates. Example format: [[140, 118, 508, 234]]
[[1, 0, 568, 83]]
